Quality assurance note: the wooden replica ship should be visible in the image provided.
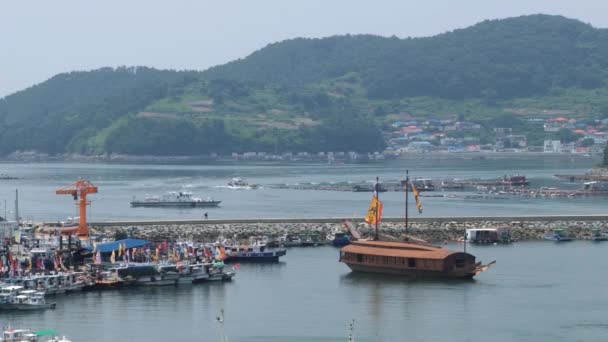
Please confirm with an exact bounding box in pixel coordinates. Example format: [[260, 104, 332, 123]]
[[339, 172, 494, 279]]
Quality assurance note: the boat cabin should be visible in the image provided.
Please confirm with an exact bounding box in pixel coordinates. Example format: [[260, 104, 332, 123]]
[[340, 240, 480, 278], [466, 227, 512, 244], [2, 329, 38, 342]]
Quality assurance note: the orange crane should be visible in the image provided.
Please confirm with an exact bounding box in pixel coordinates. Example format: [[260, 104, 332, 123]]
[[56, 179, 98, 239]]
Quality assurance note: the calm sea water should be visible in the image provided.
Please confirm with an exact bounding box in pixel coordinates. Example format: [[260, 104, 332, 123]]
[[0, 156, 605, 222], [2, 243, 608, 342], [1, 157, 607, 341]]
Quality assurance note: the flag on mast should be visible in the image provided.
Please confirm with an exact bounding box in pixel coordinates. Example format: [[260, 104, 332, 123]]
[[410, 183, 423, 214], [364, 182, 383, 225]]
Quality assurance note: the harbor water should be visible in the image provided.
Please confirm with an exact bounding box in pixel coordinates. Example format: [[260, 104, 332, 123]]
[[0, 156, 606, 222], [1, 156, 607, 341], [2, 243, 608, 341]]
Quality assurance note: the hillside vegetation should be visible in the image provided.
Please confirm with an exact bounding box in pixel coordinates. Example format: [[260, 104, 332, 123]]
[[2, 14, 608, 156]]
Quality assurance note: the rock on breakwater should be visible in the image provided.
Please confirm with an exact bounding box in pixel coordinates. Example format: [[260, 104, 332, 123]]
[[90, 219, 608, 243]]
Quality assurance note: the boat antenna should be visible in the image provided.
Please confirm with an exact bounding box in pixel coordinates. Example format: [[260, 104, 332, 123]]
[[374, 177, 379, 241], [216, 308, 227, 342], [348, 319, 355, 342], [405, 170, 409, 236]]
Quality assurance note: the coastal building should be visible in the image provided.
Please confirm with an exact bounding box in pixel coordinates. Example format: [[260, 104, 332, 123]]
[[544, 140, 562, 153], [407, 141, 435, 152]]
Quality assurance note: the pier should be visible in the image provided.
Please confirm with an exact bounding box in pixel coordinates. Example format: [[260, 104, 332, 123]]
[[84, 215, 608, 243]]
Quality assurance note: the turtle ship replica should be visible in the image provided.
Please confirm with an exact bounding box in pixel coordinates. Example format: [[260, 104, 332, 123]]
[[339, 174, 494, 279]]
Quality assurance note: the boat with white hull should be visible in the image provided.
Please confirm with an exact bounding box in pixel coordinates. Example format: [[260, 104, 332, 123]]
[[130, 191, 221, 208]]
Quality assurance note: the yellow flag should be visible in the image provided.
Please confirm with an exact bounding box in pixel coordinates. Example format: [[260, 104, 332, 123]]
[[27, 258, 32, 271], [364, 196, 383, 225], [411, 184, 423, 214], [118, 243, 122, 257], [110, 251, 115, 263]]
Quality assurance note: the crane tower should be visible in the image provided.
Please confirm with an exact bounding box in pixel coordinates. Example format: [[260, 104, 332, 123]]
[[56, 179, 98, 239]]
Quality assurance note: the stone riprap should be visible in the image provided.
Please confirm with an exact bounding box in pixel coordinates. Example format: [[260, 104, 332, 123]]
[[89, 219, 608, 243]]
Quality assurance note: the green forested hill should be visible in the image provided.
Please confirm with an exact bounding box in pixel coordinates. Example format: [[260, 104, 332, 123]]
[[2, 14, 608, 156], [205, 15, 608, 100]]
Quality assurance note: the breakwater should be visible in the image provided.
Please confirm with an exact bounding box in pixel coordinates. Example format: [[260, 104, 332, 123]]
[[88, 216, 608, 242]]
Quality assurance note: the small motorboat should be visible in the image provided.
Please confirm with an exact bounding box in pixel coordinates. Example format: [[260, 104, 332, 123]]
[[224, 244, 286, 262], [226, 178, 258, 189], [543, 229, 574, 242], [332, 232, 351, 247], [590, 228, 608, 241], [6, 290, 56, 311], [206, 262, 236, 281]]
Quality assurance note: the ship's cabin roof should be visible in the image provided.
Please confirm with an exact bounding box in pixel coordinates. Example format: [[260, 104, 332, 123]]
[[341, 240, 470, 260]]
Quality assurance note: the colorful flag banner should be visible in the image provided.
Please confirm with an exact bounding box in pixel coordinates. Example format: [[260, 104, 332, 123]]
[[364, 195, 383, 225], [410, 183, 423, 214]]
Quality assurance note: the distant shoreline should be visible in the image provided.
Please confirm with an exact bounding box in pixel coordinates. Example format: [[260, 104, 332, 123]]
[[0, 151, 601, 164]]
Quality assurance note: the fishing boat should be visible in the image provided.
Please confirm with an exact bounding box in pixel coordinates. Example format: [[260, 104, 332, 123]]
[[465, 227, 514, 244], [339, 174, 494, 279], [590, 228, 608, 241], [130, 191, 221, 208], [0, 286, 24, 309], [1, 327, 72, 342], [7, 290, 56, 311], [206, 262, 236, 281], [174, 262, 210, 284], [543, 228, 574, 242], [411, 178, 435, 191], [111, 264, 175, 286], [332, 232, 351, 247], [226, 177, 258, 189], [224, 244, 286, 262], [280, 234, 302, 247], [299, 232, 325, 246], [92, 271, 125, 289]]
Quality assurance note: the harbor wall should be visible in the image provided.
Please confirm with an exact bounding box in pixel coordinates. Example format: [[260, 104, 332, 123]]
[[87, 216, 608, 242]]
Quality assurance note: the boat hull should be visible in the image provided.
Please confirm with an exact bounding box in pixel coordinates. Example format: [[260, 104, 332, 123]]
[[225, 250, 286, 262], [343, 262, 478, 279], [1, 303, 57, 310], [206, 272, 235, 282], [135, 276, 177, 286], [130, 201, 221, 208]]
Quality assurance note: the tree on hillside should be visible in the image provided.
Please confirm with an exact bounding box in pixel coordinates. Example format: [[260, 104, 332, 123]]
[[555, 128, 582, 144]]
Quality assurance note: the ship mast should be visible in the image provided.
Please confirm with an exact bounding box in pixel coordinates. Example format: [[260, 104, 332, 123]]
[[374, 177, 379, 241], [405, 170, 409, 236]]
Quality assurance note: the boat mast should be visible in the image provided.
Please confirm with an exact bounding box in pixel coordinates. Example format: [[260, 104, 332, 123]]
[[14, 189, 19, 225], [216, 308, 226, 342], [374, 177, 379, 241], [463, 228, 467, 253], [348, 319, 355, 342], [405, 170, 409, 236]]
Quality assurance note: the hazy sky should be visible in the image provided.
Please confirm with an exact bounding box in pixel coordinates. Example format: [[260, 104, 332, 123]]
[[1, 0, 608, 97]]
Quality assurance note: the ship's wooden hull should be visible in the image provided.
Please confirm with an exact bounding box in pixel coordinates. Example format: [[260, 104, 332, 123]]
[[343, 262, 477, 279]]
